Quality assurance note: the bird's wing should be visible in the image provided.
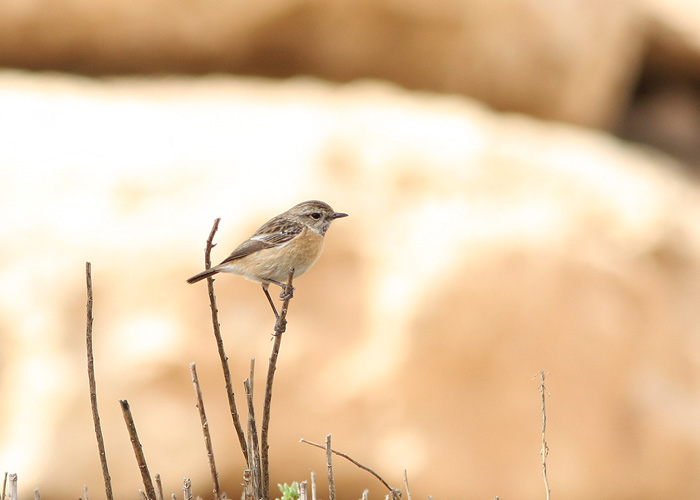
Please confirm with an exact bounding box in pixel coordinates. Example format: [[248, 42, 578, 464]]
[[219, 218, 303, 264]]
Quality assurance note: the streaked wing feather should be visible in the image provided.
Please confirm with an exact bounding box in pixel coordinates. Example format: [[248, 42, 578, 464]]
[[219, 218, 303, 264], [220, 239, 271, 263]]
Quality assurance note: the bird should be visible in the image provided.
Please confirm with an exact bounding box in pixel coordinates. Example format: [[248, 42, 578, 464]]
[[187, 200, 347, 317]]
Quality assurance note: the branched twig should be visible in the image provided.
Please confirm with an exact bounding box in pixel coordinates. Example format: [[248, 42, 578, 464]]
[[85, 262, 114, 500], [539, 370, 551, 500], [119, 400, 156, 500], [299, 439, 400, 498], [260, 268, 296, 500], [202, 218, 249, 465], [325, 435, 336, 500], [190, 363, 221, 500]]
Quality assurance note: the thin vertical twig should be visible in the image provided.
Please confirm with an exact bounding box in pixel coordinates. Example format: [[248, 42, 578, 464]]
[[83, 485, 90, 500], [242, 470, 255, 500], [244, 376, 261, 498], [260, 268, 296, 500], [155, 474, 164, 500], [85, 262, 114, 500], [2, 472, 8, 500], [403, 470, 412, 500], [119, 400, 156, 500], [325, 435, 336, 500], [539, 370, 551, 500], [202, 218, 249, 465], [183, 479, 193, 500], [310, 471, 317, 500], [8, 474, 16, 500], [33, 489, 39, 500], [190, 363, 221, 500], [299, 481, 308, 500]]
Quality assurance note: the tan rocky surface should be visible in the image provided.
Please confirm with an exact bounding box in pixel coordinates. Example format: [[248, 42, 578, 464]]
[[2, 72, 700, 500], [0, 0, 646, 127]]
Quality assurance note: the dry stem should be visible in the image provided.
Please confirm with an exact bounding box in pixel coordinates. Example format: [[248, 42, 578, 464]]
[[85, 262, 114, 500], [260, 268, 296, 500], [539, 370, 551, 500], [2, 472, 8, 500], [300, 439, 399, 497], [8, 475, 16, 500], [183, 479, 193, 500], [325, 435, 336, 500], [402, 470, 411, 500], [310, 471, 317, 500], [242, 470, 255, 500], [203, 218, 249, 465], [244, 377, 262, 498], [155, 475, 164, 500], [119, 400, 156, 500], [190, 363, 221, 500]]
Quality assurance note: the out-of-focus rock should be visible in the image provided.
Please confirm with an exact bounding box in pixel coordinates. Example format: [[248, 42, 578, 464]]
[[640, 0, 700, 77], [0, 0, 645, 127], [2, 72, 700, 500]]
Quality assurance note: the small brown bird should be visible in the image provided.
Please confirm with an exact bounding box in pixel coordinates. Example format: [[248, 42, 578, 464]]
[[187, 200, 347, 316]]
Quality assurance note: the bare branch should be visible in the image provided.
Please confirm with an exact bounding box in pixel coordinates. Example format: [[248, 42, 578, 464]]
[[8, 474, 17, 500], [85, 262, 114, 500], [154, 475, 164, 500], [190, 363, 221, 500], [539, 370, 551, 500], [299, 439, 397, 494], [260, 268, 296, 500], [202, 218, 249, 465], [310, 471, 317, 500], [183, 479, 193, 500], [119, 400, 156, 500], [402, 470, 412, 500], [244, 376, 262, 498], [242, 470, 255, 500], [325, 435, 336, 500]]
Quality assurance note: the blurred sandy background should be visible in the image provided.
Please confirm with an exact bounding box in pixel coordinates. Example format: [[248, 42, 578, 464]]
[[2, 0, 700, 499]]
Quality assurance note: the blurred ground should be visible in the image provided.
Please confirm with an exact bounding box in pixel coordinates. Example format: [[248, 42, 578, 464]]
[[1, 1, 700, 500]]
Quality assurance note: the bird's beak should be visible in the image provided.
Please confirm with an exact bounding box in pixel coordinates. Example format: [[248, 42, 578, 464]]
[[332, 212, 348, 219]]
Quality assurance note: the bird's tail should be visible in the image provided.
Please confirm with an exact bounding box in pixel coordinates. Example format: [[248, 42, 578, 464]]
[[186, 267, 220, 284]]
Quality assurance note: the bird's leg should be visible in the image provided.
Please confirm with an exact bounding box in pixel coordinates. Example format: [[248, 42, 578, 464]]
[[280, 282, 294, 300], [266, 278, 294, 301], [261, 284, 280, 319]]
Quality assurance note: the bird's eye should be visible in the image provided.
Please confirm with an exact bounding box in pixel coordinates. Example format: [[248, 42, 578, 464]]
[[310, 212, 322, 220]]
